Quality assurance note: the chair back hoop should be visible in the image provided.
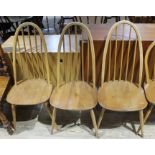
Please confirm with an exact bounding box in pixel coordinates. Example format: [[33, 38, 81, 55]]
[[101, 20, 143, 87], [57, 22, 96, 88], [145, 41, 155, 83], [13, 22, 50, 85]]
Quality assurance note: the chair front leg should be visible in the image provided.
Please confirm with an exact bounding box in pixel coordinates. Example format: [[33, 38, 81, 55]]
[[90, 109, 98, 137], [44, 102, 58, 131], [51, 107, 56, 134]]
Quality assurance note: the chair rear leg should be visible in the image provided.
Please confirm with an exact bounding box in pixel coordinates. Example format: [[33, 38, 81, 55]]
[[11, 104, 16, 129], [97, 108, 105, 128], [90, 109, 98, 137]]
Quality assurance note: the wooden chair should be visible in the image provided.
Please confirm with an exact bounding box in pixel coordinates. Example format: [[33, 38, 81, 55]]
[[6, 22, 52, 129], [137, 41, 155, 134], [97, 20, 148, 137], [49, 22, 98, 137]]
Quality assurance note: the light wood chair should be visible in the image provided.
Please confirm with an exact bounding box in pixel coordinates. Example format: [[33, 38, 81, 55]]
[[97, 20, 148, 137], [137, 41, 155, 134], [6, 22, 52, 129], [49, 22, 98, 137]]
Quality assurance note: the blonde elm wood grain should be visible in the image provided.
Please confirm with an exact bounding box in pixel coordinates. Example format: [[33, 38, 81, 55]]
[[144, 41, 155, 104], [6, 22, 52, 130], [137, 41, 155, 134], [49, 22, 98, 137], [50, 81, 97, 110], [98, 80, 147, 111], [98, 20, 147, 137], [99, 21, 147, 111], [144, 80, 155, 104], [7, 79, 52, 105]]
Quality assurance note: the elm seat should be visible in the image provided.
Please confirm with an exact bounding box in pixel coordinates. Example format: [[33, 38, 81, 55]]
[[7, 79, 52, 105], [50, 81, 97, 110], [144, 80, 155, 103], [98, 80, 147, 111]]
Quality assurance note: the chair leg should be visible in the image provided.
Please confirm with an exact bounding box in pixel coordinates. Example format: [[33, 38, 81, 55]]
[[11, 104, 16, 129], [90, 109, 98, 137], [97, 108, 105, 128], [45, 102, 58, 131], [44, 102, 53, 119], [139, 110, 144, 137], [137, 104, 154, 134], [51, 107, 56, 134]]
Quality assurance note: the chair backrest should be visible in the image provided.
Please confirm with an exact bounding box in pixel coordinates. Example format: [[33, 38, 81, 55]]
[[74, 16, 104, 24], [101, 20, 143, 87], [57, 22, 96, 88], [145, 41, 155, 83], [13, 22, 50, 85]]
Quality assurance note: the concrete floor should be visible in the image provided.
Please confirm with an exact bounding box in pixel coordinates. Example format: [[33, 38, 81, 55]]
[[1, 103, 155, 138]]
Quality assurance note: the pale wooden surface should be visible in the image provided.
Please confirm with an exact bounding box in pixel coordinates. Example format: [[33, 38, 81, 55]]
[[98, 80, 147, 111], [56, 22, 96, 88], [50, 81, 97, 110], [97, 21, 147, 136], [49, 22, 98, 136], [101, 20, 143, 87], [145, 81, 155, 103], [7, 79, 52, 105], [0, 76, 10, 101], [6, 22, 52, 106], [144, 41, 155, 104]]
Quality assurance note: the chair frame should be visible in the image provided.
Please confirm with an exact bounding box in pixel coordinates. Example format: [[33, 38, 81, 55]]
[[97, 20, 145, 137], [11, 22, 51, 129], [137, 41, 155, 134], [49, 22, 98, 137]]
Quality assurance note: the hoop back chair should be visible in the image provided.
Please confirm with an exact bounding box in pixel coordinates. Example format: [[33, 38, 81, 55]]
[[6, 22, 52, 129], [137, 41, 155, 134], [49, 22, 98, 136], [98, 20, 147, 137]]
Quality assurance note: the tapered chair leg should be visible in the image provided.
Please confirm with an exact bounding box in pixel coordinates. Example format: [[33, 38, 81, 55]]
[[11, 104, 16, 129], [97, 108, 105, 128], [139, 110, 144, 137], [51, 107, 56, 134], [45, 103, 58, 131], [137, 104, 154, 134], [90, 109, 98, 137]]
